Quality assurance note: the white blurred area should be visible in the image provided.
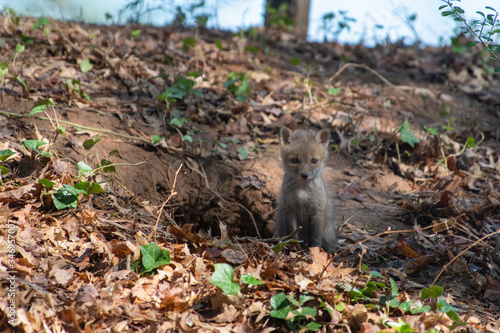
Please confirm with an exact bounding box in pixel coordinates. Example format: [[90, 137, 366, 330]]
[[0, 0, 497, 46]]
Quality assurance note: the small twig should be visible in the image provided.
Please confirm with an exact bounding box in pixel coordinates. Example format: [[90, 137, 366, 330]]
[[333, 323, 352, 333], [332, 220, 452, 259], [395, 140, 403, 175], [431, 228, 500, 286], [329, 63, 434, 119], [314, 221, 449, 280], [149, 164, 183, 242], [84, 162, 146, 179], [97, 218, 131, 231], [48, 18, 82, 54], [237, 203, 262, 239], [0, 110, 151, 143], [237, 226, 302, 244]]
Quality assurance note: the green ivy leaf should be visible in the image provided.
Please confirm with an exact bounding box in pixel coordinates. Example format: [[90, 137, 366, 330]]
[[74, 181, 106, 194], [33, 17, 50, 30], [466, 137, 475, 148], [237, 147, 248, 160], [88, 182, 106, 194], [213, 140, 227, 148], [83, 135, 100, 150], [335, 302, 347, 312], [209, 263, 240, 295], [298, 294, 314, 305], [398, 301, 414, 313], [436, 300, 460, 314], [340, 53, 350, 62], [410, 304, 431, 314], [83, 139, 95, 150], [170, 117, 188, 128], [241, 274, 263, 286], [244, 45, 260, 53], [23, 140, 47, 153], [77, 161, 93, 176], [424, 126, 438, 135], [151, 135, 164, 144], [327, 88, 340, 95], [163, 54, 174, 66], [39, 178, 55, 189], [420, 285, 443, 300], [0, 62, 8, 76], [270, 293, 291, 319], [80, 59, 93, 73], [386, 318, 413, 332], [288, 57, 301, 66], [388, 297, 401, 308], [272, 239, 301, 252], [174, 76, 196, 92], [15, 43, 25, 54], [369, 271, 384, 279], [14, 76, 27, 90], [235, 94, 248, 103], [109, 149, 120, 157], [0, 165, 11, 176], [398, 119, 420, 148], [306, 322, 322, 331], [131, 29, 141, 39], [389, 277, 398, 297], [299, 306, 317, 317], [186, 71, 201, 78], [29, 104, 48, 116], [100, 159, 116, 173], [182, 36, 196, 51], [0, 149, 15, 162], [140, 242, 171, 274], [52, 184, 87, 210], [214, 38, 223, 50]]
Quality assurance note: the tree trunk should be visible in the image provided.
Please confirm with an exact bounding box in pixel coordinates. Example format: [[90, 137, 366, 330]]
[[265, 0, 310, 40]]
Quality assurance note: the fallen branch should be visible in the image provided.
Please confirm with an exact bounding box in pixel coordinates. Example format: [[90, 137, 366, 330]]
[[329, 62, 436, 120], [237, 226, 302, 244], [431, 228, 500, 286], [149, 163, 183, 243], [0, 110, 151, 143]]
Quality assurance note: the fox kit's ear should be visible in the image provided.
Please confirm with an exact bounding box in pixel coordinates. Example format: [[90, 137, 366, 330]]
[[316, 129, 330, 146], [280, 126, 295, 145]]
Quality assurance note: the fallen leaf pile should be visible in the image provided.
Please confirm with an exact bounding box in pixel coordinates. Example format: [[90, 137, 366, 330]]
[[0, 13, 499, 332]]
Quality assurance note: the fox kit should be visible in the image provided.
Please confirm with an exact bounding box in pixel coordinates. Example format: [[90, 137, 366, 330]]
[[276, 126, 337, 253]]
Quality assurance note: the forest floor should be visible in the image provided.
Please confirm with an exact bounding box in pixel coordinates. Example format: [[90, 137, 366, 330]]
[[0, 14, 500, 332]]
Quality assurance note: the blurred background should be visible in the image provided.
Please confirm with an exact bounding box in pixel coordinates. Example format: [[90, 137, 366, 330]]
[[0, 0, 496, 46]]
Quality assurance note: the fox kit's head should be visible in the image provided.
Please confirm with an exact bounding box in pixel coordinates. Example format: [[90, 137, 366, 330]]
[[279, 126, 330, 182]]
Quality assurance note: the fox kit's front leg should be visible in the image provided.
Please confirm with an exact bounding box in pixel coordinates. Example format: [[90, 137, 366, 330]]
[[276, 201, 298, 238], [309, 211, 325, 248]]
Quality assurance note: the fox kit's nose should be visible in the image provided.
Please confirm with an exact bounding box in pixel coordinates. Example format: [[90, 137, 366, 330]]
[[301, 173, 309, 179]]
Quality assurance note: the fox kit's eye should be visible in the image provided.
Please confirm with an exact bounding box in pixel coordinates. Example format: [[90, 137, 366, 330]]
[[290, 158, 299, 164], [311, 158, 318, 164]]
